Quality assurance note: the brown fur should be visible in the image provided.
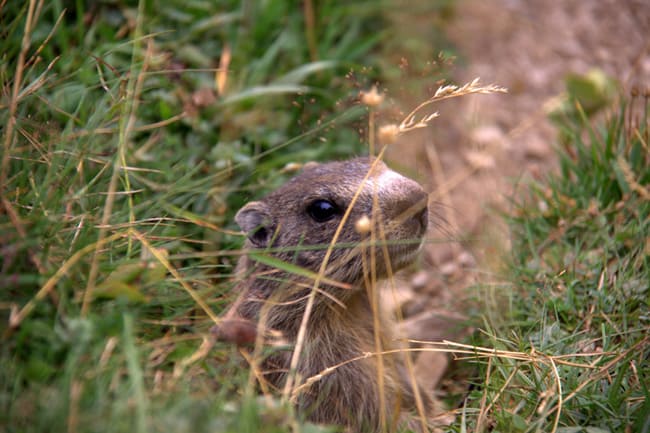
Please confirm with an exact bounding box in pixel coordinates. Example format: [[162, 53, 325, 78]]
[[216, 157, 432, 432]]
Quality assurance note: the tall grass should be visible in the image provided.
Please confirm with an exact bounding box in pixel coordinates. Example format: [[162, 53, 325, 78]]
[[459, 98, 650, 432], [1, 1, 389, 431]]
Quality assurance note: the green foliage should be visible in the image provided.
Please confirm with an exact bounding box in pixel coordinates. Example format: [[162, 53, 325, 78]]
[[549, 69, 618, 143], [1, 0, 388, 431], [463, 102, 649, 432]]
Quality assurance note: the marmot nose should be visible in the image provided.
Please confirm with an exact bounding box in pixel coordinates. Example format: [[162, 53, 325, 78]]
[[393, 185, 429, 231]]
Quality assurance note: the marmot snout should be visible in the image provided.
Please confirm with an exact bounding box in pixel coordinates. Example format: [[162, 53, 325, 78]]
[[215, 157, 434, 432]]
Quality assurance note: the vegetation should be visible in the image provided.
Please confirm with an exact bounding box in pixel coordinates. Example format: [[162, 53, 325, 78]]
[[1, 1, 390, 431], [460, 100, 649, 432]]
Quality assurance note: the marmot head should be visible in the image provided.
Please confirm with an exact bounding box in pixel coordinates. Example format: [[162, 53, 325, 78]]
[[235, 158, 428, 287]]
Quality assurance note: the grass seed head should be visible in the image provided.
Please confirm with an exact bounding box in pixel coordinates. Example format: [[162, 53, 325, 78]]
[[378, 124, 400, 145], [361, 85, 384, 107], [355, 214, 372, 234]]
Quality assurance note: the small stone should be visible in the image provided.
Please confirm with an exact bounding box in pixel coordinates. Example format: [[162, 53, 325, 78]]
[[381, 285, 416, 316], [191, 87, 216, 107], [537, 199, 549, 214], [414, 352, 449, 391], [524, 135, 551, 160], [465, 150, 495, 170], [410, 270, 430, 290], [471, 125, 507, 149], [402, 297, 427, 317], [439, 261, 458, 277], [456, 251, 476, 268]]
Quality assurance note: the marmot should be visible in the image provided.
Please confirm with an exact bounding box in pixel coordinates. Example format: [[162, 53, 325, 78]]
[[214, 157, 433, 432]]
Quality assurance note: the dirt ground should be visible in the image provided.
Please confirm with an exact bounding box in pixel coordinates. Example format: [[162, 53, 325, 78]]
[[383, 0, 650, 390]]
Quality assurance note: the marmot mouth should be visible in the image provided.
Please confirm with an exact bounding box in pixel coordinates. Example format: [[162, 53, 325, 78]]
[[384, 238, 424, 271], [356, 236, 425, 275], [415, 206, 429, 234]]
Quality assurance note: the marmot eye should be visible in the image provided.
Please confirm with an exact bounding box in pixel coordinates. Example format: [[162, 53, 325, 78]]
[[307, 199, 339, 223]]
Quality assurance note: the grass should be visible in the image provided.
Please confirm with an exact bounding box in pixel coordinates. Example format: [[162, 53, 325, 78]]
[[455, 99, 650, 432], [0, 1, 393, 431]]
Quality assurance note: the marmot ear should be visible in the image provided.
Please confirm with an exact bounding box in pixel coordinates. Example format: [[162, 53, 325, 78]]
[[235, 201, 275, 247]]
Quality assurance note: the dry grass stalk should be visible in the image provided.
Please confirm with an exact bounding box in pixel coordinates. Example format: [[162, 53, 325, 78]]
[[303, 0, 318, 62], [290, 338, 611, 399], [173, 336, 213, 379], [543, 336, 649, 420], [216, 42, 231, 95], [290, 336, 629, 432], [1, 0, 52, 294], [130, 229, 220, 323], [1, 0, 38, 189], [6, 231, 124, 333], [475, 356, 493, 433], [374, 215, 430, 432], [81, 21, 153, 315], [617, 155, 650, 200], [398, 77, 507, 134]]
